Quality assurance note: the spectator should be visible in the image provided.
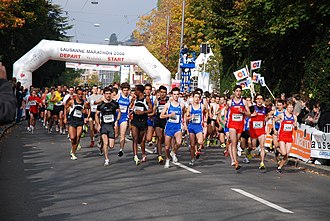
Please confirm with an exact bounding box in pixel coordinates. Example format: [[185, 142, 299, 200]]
[[318, 106, 330, 132], [292, 94, 302, 116], [305, 103, 321, 129], [15, 83, 24, 124], [0, 62, 17, 124], [297, 98, 310, 124]]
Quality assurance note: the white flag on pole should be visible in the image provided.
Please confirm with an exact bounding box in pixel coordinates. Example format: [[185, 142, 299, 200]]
[[251, 60, 262, 70], [236, 77, 252, 90], [233, 67, 249, 81], [252, 72, 261, 83], [259, 76, 266, 87]]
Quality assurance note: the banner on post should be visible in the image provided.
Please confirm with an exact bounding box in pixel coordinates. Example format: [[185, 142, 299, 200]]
[[252, 72, 260, 83], [251, 60, 262, 70], [311, 132, 330, 159], [233, 68, 249, 81], [236, 77, 251, 90], [259, 76, 266, 87]]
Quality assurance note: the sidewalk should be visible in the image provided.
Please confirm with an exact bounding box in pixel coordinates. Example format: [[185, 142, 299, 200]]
[[287, 158, 330, 176], [0, 122, 15, 139]]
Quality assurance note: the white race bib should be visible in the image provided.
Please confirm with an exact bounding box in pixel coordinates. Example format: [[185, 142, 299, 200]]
[[232, 114, 243, 122], [283, 124, 293, 131], [103, 114, 114, 123], [56, 101, 62, 106], [168, 114, 180, 123], [253, 121, 263, 129], [91, 105, 97, 112], [120, 105, 128, 113], [134, 106, 144, 112], [158, 105, 164, 113], [48, 103, 54, 109], [191, 114, 201, 124], [29, 100, 37, 106], [73, 109, 82, 118]]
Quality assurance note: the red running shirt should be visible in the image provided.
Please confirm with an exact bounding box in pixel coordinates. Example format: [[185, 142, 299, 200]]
[[227, 98, 245, 133], [28, 96, 42, 114], [278, 112, 295, 143]]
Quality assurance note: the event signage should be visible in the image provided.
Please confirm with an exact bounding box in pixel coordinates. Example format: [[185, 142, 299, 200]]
[[311, 132, 330, 159], [251, 60, 262, 70], [236, 77, 251, 90], [233, 67, 249, 81]]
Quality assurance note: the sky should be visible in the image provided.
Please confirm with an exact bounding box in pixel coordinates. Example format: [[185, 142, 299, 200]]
[[51, 0, 158, 44]]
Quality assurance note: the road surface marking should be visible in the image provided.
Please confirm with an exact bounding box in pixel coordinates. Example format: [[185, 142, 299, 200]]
[[144, 148, 202, 174], [231, 188, 294, 214]]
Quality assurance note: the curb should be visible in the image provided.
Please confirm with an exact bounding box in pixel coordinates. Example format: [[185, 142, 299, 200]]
[[287, 158, 330, 176]]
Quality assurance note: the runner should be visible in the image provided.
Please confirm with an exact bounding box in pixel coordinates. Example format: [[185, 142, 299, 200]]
[[225, 85, 251, 170], [272, 99, 285, 162], [130, 85, 153, 165], [53, 86, 65, 134], [160, 87, 186, 168], [27, 89, 42, 133], [249, 94, 271, 169], [64, 87, 87, 160], [153, 85, 169, 164], [95, 87, 120, 166], [276, 101, 297, 173], [142, 83, 155, 148], [87, 85, 103, 148], [186, 91, 207, 166], [45, 87, 55, 132], [117, 82, 131, 157]]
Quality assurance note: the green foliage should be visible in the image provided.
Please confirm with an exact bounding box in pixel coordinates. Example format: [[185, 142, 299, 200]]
[[0, 0, 72, 87]]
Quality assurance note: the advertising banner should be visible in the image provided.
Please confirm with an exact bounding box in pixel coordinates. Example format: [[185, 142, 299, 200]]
[[311, 132, 330, 159]]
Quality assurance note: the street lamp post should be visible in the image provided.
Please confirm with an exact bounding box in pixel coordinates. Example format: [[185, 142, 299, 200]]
[[177, 0, 185, 80]]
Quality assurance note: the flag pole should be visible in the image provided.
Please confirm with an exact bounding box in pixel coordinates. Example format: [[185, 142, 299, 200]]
[[265, 84, 275, 100], [246, 64, 255, 100]]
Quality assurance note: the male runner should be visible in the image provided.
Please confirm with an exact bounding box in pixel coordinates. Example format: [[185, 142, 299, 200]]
[[153, 85, 169, 164], [225, 85, 251, 170], [160, 87, 186, 168], [95, 87, 120, 166], [64, 87, 87, 160], [27, 89, 42, 133], [87, 85, 103, 147]]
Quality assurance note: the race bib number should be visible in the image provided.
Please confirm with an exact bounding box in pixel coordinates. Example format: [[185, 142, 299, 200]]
[[283, 124, 293, 131], [48, 103, 54, 109], [158, 105, 164, 113], [103, 114, 114, 123], [29, 100, 37, 106], [73, 109, 82, 118], [191, 115, 201, 124], [91, 105, 97, 112], [253, 121, 263, 129], [168, 114, 180, 123], [232, 114, 243, 122], [120, 105, 128, 113], [134, 106, 144, 112], [56, 101, 62, 106]]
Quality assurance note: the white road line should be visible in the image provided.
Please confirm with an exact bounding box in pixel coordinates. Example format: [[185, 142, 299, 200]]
[[231, 188, 294, 214], [144, 148, 202, 174]]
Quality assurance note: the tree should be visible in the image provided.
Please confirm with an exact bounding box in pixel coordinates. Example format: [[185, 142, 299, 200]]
[[109, 33, 118, 45]]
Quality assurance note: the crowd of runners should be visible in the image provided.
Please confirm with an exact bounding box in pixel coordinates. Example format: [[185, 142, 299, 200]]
[[21, 82, 299, 174]]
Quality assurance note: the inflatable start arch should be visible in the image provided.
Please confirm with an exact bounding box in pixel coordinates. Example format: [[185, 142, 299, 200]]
[[13, 39, 171, 89]]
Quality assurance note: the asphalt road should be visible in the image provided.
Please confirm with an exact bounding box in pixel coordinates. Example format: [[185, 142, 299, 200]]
[[0, 123, 329, 221]]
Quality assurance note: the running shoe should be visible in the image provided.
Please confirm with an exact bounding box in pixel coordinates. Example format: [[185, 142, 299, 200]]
[[56, 125, 59, 132], [148, 141, 153, 147], [170, 151, 178, 163], [77, 143, 82, 151], [237, 146, 243, 157], [276, 168, 283, 174], [259, 162, 266, 170], [195, 151, 201, 160], [206, 139, 210, 148], [153, 147, 158, 154], [134, 156, 140, 166], [189, 159, 195, 166], [141, 156, 147, 162], [242, 157, 250, 164], [118, 150, 124, 157], [231, 160, 235, 166], [158, 156, 164, 164], [234, 161, 241, 170], [70, 153, 77, 160], [90, 141, 95, 148], [220, 143, 226, 149], [99, 146, 103, 156], [164, 159, 170, 168], [104, 159, 110, 166]]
